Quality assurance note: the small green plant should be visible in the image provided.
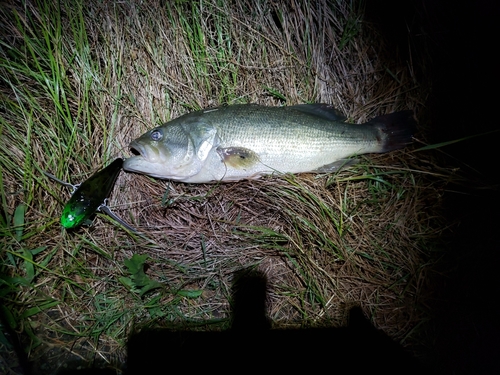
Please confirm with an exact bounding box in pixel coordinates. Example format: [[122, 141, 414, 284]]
[[119, 254, 162, 296]]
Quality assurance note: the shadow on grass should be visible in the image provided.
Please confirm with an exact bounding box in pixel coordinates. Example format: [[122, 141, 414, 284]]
[[123, 269, 422, 375], [3, 269, 423, 375]]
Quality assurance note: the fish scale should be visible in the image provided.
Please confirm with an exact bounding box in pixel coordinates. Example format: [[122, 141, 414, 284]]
[[211, 107, 374, 176]]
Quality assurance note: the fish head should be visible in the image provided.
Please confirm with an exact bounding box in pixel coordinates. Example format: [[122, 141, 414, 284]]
[[123, 120, 219, 180]]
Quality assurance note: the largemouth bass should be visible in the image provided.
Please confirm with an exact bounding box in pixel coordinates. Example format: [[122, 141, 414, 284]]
[[123, 104, 415, 183]]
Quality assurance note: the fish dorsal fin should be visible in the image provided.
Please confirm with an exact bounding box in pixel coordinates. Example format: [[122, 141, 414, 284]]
[[288, 104, 347, 121]]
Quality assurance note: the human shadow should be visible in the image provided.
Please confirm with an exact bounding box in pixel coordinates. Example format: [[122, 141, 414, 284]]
[[125, 268, 423, 374]]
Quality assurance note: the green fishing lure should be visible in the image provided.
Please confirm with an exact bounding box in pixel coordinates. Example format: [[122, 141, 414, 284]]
[[61, 158, 123, 229]]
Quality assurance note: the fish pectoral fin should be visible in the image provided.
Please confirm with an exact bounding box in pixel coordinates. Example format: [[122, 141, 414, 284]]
[[216, 147, 260, 169], [312, 158, 358, 173]]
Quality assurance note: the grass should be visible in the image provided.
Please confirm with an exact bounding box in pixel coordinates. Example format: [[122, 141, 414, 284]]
[[0, 0, 454, 372]]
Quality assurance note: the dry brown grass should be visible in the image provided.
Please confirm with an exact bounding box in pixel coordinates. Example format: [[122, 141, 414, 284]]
[[0, 0, 450, 372]]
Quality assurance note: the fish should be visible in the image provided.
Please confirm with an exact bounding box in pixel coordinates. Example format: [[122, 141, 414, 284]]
[[123, 104, 416, 183], [60, 158, 123, 229]]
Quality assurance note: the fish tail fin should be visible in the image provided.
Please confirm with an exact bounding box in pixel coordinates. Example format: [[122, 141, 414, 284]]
[[369, 111, 417, 152]]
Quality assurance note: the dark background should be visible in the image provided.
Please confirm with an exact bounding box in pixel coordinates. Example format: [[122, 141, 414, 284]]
[[366, 0, 500, 373]]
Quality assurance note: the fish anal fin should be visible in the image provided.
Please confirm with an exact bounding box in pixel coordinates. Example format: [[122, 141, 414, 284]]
[[312, 158, 358, 173]]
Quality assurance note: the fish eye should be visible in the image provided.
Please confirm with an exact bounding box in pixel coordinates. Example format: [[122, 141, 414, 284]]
[[150, 129, 163, 141]]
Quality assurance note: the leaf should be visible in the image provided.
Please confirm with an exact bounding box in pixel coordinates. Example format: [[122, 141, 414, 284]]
[[21, 299, 59, 318], [38, 247, 56, 268], [176, 289, 203, 299], [161, 186, 171, 207], [264, 86, 287, 101], [22, 248, 34, 283], [122, 254, 162, 296], [13, 203, 27, 241], [0, 327, 13, 350], [139, 280, 162, 297], [415, 129, 500, 151], [145, 295, 164, 318], [0, 305, 18, 330], [133, 273, 150, 288], [118, 276, 134, 290], [0, 275, 31, 297], [29, 246, 47, 255], [124, 254, 149, 276]]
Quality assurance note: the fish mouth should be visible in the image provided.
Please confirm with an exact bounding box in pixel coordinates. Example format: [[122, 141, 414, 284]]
[[129, 141, 146, 158], [123, 141, 151, 174], [124, 141, 165, 175]]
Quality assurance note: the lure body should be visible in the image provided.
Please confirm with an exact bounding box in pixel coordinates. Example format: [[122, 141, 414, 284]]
[[61, 158, 123, 229]]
